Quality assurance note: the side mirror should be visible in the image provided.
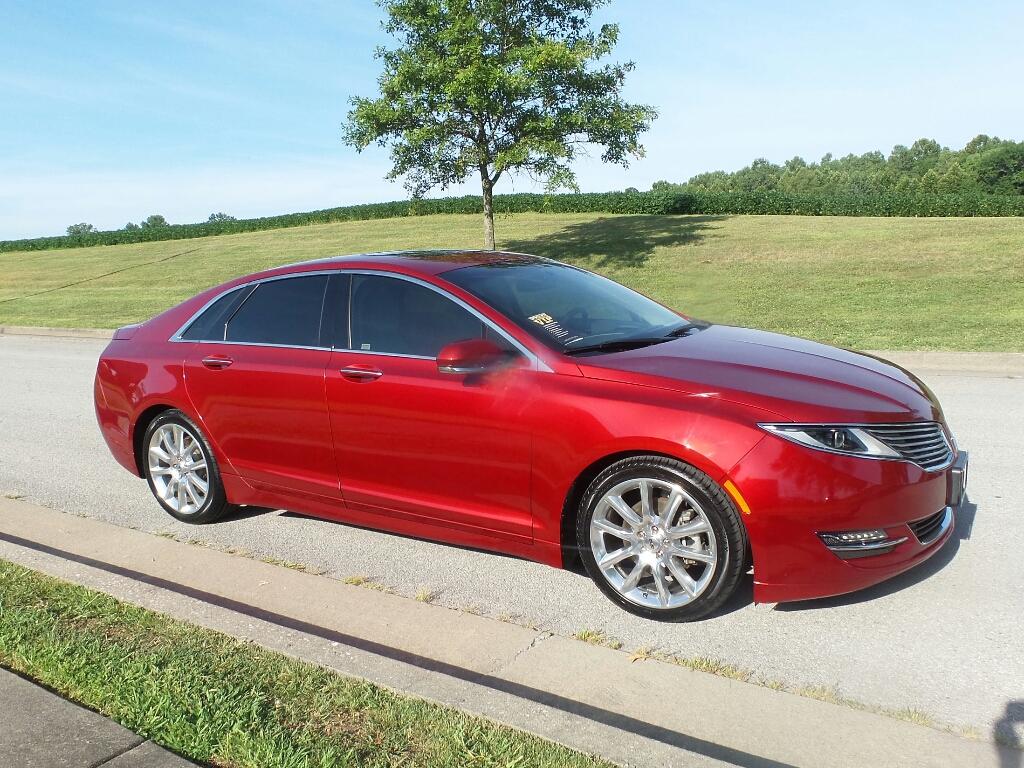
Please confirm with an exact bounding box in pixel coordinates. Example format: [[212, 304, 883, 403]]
[[437, 338, 508, 374]]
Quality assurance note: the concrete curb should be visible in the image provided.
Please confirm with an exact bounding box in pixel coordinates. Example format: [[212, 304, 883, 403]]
[[0, 498, 1012, 768], [0, 325, 113, 340]]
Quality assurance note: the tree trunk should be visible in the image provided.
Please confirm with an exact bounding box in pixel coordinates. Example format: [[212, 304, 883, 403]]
[[480, 168, 496, 250]]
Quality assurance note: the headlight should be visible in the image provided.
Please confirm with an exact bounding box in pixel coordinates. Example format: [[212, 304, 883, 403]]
[[759, 424, 900, 459]]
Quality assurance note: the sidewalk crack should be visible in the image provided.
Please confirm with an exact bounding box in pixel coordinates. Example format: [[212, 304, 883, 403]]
[[487, 631, 551, 675], [88, 737, 147, 768]]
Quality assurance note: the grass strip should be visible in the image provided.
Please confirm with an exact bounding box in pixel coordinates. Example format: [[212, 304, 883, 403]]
[[0, 559, 609, 768]]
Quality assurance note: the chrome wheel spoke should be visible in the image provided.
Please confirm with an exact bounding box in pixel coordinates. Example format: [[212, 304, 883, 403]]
[[653, 565, 672, 607], [188, 473, 208, 496], [668, 543, 715, 564], [182, 477, 200, 506], [666, 518, 710, 539], [666, 558, 698, 597], [592, 518, 633, 541], [620, 560, 647, 592], [149, 445, 173, 464], [662, 489, 684, 527], [598, 545, 637, 569], [638, 480, 654, 521], [605, 494, 643, 528]]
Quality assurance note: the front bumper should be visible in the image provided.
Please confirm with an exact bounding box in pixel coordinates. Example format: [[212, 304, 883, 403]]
[[730, 436, 968, 604]]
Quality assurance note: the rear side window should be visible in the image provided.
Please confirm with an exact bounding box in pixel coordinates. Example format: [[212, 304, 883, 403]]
[[179, 286, 250, 341], [225, 275, 329, 347], [348, 275, 484, 357]]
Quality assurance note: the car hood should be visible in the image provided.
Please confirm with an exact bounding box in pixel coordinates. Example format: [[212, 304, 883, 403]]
[[574, 324, 944, 423]]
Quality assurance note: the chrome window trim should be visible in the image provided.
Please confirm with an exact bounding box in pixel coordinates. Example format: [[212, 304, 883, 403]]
[[168, 268, 548, 370], [758, 421, 955, 472]]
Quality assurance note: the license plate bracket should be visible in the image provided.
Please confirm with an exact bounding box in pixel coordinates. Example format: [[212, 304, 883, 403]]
[[947, 451, 969, 509]]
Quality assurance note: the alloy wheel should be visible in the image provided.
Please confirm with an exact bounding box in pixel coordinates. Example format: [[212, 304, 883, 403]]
[[589, 477, 718, 609], [147, 423, 210, 515]]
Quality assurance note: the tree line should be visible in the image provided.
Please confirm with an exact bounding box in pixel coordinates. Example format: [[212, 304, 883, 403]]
[[653, 135, 1024, 197], [66, 213, 235, 236]]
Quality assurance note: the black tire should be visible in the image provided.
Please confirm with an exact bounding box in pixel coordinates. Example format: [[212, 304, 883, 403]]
[[143, 410, 232, 524], [576, 455, 747, 621]]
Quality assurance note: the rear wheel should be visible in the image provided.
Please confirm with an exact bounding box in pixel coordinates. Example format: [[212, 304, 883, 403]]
[[577, 456, 747, 621], [143, 410, 231, 523]]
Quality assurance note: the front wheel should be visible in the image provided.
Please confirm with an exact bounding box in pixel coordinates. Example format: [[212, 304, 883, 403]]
[[143, 410, 231, 524], [577, 456, 747, 621]]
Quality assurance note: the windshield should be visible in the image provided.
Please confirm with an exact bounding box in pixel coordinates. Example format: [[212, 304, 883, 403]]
[[444, 261, 688, 353]]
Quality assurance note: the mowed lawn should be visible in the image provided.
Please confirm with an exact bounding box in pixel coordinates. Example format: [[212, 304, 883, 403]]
[[1, 213, 1022, 350]]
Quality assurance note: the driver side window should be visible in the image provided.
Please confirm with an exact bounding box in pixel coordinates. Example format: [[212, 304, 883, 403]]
[[348, 275, 488, 358]]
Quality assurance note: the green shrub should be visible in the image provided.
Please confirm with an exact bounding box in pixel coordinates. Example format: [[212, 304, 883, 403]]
[[2, 191, 1022, 253]]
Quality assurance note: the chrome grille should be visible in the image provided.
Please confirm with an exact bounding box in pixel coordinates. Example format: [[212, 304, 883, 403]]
[[862, 422, 952, 471]]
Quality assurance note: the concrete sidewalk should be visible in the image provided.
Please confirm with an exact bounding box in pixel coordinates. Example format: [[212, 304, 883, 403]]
[[0, 667, 195, 767], [1, 498, 1017, 768]]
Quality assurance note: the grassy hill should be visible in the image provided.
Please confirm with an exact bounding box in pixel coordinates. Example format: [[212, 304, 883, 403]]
[[1, 212, 1022, 351]]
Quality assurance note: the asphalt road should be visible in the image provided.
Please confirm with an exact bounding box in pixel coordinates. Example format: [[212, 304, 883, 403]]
[[1, 334, 1021, 742]]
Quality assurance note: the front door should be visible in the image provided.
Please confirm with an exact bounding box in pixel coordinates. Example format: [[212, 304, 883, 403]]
[[183, 273, 339, 499], [325, 273, 534, 540]]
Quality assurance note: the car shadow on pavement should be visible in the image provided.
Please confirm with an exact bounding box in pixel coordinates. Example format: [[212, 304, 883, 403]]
[[276, 510, 525, 560], [996, 700, 1024, 767], [212, 505, 279, 523], [774, 500, 977, 613], [502, 214, 727, 269]]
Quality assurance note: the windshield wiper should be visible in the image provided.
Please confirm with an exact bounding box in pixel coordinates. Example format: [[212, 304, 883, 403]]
[[564, 337, 671, 356], [664, 322, 696, 337]]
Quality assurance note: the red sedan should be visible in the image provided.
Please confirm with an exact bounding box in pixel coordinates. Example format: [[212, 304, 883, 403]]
[[94, 251, 968, 620]]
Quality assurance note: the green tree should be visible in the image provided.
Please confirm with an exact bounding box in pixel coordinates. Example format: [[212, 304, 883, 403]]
[[208, 212, 236, 222], [975, 143, 1024, 195], [124, 222, 140, 231], [919, 168, 941, 192], [66, 223, 96, 235], [140, 215, 169, 229], [343, 0, 656, 249]]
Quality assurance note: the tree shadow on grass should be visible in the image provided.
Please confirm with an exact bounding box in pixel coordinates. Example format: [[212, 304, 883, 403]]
[[502, 214, 728, 269]]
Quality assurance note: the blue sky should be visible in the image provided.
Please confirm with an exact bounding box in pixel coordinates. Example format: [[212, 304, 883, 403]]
[[2, 0, 1022, 238]]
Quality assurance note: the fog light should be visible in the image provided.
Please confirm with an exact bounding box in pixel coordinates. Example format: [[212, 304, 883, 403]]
[[817, 529, 907, 560], [817, 529, 888, 547]]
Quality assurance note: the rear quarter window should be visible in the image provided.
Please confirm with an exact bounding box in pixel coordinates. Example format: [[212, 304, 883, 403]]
[[179, 286, 251, 341]]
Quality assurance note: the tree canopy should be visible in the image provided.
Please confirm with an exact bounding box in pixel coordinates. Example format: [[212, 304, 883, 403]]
[[344, 0, 656, 248]]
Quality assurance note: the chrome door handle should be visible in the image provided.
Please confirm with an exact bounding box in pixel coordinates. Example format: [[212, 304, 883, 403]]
[[340, 367, 383, 380], [201, 355, 233, 369]]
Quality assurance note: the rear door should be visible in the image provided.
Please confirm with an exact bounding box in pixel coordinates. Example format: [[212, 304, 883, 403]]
[[182, 273, 340, 499], [325, 272, 535, 540]]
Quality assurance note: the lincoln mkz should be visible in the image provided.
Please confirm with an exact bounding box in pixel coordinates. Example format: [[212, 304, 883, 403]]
[[95, 251, 968, 620]]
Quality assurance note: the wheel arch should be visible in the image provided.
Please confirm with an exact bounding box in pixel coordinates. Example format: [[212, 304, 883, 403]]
[[131, 404, 175, 477]]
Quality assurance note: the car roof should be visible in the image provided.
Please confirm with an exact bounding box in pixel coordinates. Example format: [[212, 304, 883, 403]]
[[288, 249, 545, 276]]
